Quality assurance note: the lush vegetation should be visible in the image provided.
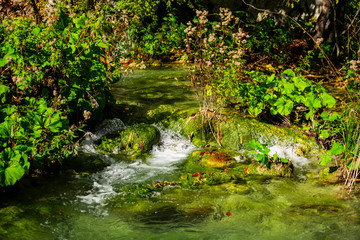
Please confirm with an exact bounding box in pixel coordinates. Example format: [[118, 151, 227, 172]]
[[1, 0, 360, 189], [0, 1, 122, 186]]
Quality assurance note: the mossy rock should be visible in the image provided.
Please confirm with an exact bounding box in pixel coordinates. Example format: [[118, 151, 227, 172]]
[[246, 161, 295, 178], [172, 110, 320, 154], [306, 166, 342, 184], [0, 206, 23, 224], [97, 123, 160, 157], [181, 116, 215, 147], [184, 150, 237, 172]]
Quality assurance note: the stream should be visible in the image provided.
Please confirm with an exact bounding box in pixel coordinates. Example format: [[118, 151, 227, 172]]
[[1, 66, 360, 240]]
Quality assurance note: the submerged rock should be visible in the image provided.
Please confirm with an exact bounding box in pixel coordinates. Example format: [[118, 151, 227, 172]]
[[97, 123, 161, 157]]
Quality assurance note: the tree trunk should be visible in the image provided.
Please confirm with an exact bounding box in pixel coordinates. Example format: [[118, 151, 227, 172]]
[[313, 0, 332, 42], [29, 0, 42, 24]]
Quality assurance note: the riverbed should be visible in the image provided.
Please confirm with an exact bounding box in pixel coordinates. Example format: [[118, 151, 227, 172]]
[[1, 67, 359, 240]]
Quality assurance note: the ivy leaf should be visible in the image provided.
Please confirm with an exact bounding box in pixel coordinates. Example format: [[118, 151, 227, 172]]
[[282, 81, 295, 95], [73, 13, 87, 29], [320, 111, 329, 120], [304, 93, 322, 110], [320, 129, 330, 139], [0, 46, 15, 67], [0, 84, 10, 103]]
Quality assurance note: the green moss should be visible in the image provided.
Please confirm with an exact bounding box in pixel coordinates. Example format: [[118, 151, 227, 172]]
[[306, 166, 341, 184], [247, 161, 295, 178], [97, 123, 160, 157]]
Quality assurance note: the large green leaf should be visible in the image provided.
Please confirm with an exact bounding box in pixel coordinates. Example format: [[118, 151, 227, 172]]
[[331, 142, 344, 155], [4, 165, 25, 186], [282, 69, 296, 77], [304, 93, 322, 109], [275, 97, 294, 116], [0, 84, 10, 103], [294, 77, 309, 92], [320, 92, 336, 108], [319, 153, 332, 166]]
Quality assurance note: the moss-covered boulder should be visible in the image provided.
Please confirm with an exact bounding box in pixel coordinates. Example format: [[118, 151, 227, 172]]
[[184, 150, 237, 172], [306, 166, 342, 184], [246, 160, 295, 178], [170, 110, 321, 162], [97, 123, 161, 157]]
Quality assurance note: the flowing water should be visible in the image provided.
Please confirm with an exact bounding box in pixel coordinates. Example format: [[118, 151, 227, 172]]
[[1, 66, 360, 240]]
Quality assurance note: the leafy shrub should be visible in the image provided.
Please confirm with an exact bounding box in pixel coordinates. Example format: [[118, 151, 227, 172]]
[[0, 1, 121, 186], [184, 8, 248, 111]]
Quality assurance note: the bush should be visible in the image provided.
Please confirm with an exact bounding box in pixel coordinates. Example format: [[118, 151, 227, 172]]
[[0, 1, 122, 186]]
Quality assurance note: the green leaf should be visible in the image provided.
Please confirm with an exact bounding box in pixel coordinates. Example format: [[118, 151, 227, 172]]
[[0, 84, 10, 103], [328, 112, 340, 121], [320, 92, 336, 108], [32, 27, 41, 36], [73, 13, 87, 29], [330, 142, 344, 155], [294, 77, 309, 91], [320, 111, 329, 120], [275, 98, 293, 116], [319, 153, 332, 166], [282, 69, 295, 77], [282, 81, 295, 95], [4, 165, 25, 186], [304, 93, 322, 109], [320, 129, 330, 139], [0, 46, 15, 67]]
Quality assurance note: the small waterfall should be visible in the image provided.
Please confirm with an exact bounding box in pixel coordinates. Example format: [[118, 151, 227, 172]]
[[268, 144, 311, 178], [76, 124, 195, 213]]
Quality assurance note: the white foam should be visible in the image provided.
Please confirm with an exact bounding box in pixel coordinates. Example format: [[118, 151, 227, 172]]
[[76, 126, 195, 210]]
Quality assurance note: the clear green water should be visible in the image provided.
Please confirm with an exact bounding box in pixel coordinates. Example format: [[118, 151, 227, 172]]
[[1, 67, 360, 240]]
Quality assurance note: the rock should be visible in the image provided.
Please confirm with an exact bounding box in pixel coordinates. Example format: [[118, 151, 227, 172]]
[[307, 166, 342, 184], [184, 150, 236, 172], [97, 123, 161, 157], [175, 110, 320, 154], [247, 160, 295, 178], [0, 206, 23, 223], [205, 152, 237, 168]]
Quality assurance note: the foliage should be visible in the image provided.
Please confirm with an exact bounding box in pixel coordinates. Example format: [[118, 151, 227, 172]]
[[248, 139, 288, 167], [243, 16, 294, 64], [184, 8, 248, 111], [115, 0, 202, 61], [0, 1, 122, 186], [225, 69, 336, 124]]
